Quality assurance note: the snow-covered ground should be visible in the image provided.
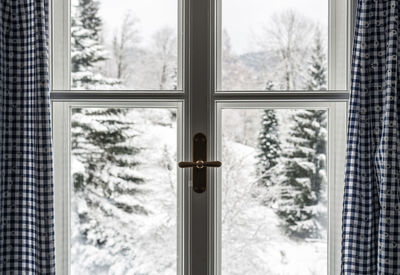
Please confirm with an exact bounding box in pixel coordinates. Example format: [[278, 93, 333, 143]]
[[221, 140, 327, 275]]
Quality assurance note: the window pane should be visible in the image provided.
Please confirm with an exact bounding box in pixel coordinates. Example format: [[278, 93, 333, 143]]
[[71, 0, 180, 90], [221, 108, 328, 274], [71, 107, 178, 274], [220, 0, 328, 91]]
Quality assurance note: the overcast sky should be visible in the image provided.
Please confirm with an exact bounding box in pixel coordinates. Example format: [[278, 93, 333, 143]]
[[222, 0, 328, 53], [74, 0, 327, 54]]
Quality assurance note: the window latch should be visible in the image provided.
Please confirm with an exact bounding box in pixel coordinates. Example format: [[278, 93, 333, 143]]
[[178, 133, 221, 193]]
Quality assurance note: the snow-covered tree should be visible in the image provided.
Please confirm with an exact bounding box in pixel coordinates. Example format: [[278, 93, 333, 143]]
[[305, 28, 327, 91], [258, 81, 281, 187], [71, 108, 179, 274], [112, 12, 140, 81], [71, 108, 146, 254], [71, 0, 120, 89], [262, 10, 313, 90], [258, 109, 280, 184], [277, 109, 327, 238], [221, 140, 275, 274], [71, 108, 146, 273], [264, 80, 274, 91], [152, 27, 178, 90]]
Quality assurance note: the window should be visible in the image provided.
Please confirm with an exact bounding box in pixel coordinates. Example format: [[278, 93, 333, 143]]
[[51, 0, 351, 274], [217, 103, 346, 274]]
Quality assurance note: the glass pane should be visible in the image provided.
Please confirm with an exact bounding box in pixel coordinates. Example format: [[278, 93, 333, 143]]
[[71, 107, 178, 274], [221, 108, 328, 274], [220, 0, 328, 91], [71, 0, 180, 90]]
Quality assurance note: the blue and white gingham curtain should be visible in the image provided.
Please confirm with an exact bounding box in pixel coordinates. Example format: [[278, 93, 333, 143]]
[[342, 0, 399, 274], [0, 0, 55, 274]]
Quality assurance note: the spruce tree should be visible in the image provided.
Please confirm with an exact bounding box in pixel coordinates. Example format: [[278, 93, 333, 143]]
[[276, 106, 328, 237], [70, 0, 145, 270], [276, 31, 328, 237], [72, 108, 145, 213], [305, 28, 327, 91], [258, 81, 281, 186], [71, 0, 120, 89], [277, 110, 327, 238], [71, 108, 147, 271]]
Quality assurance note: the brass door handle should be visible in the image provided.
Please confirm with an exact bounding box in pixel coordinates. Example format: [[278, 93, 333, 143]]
[[178, 160, 222, 169], [178, 133, 221, 193]]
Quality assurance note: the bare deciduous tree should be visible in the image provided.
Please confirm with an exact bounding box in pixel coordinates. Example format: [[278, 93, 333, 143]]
[[112, 12, 140, 80], [152, 27, 177, 90], [261, 10, 314, 90]]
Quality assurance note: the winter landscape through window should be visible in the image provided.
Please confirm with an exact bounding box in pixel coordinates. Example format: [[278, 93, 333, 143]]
[[70, 0, 179, 90], [69, 0, 330, 92], [220, 0, 329, 91], [51, 0, 348, 274], [70, 107, 178, 274], [221, 108, 328, 274]]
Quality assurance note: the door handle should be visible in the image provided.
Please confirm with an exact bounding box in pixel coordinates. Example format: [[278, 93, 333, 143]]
[[178, 133, 221, 193], [178, 160, 221, 169]]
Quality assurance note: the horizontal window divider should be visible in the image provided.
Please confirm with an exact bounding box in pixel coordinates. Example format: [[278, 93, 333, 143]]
[[50, 91, 186, 101], [213, 92, 350, 101]]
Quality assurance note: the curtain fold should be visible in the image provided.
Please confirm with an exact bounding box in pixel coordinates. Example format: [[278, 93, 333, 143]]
[[342, 0, 399, 274], [0, 0, 55, 274]]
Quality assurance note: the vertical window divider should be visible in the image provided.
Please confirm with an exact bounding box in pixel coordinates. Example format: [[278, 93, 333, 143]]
[[51, 0, 71, 91]]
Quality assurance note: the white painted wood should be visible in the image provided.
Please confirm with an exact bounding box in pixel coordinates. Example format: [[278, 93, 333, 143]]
[[51, 0, 70, 90]]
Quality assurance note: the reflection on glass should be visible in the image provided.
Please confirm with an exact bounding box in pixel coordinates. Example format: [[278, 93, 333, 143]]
[[71, 108, 178, 274], [221, 109, 328, 275], [221, 0, 328, 91], [71, 0, 179, 90]]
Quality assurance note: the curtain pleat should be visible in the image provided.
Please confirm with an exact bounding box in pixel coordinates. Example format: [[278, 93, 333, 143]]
[[0, 0, 55, 274], [342, 0, 399, 274]]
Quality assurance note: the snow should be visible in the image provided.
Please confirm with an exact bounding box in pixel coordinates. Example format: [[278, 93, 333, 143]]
[[69, 0, 329, 271], [221, 111, 327, 275], [71, 108, 178, 275], [70, 105, 328, 275]]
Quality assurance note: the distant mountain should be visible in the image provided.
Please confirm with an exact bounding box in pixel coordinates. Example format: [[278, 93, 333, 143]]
[[238, 50, 279, 73]]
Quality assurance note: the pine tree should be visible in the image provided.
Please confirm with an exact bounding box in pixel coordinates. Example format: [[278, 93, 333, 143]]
[[277, 109, 327, 238], [258, 110, 280, 183], [305, 28, 327, 91], [275, 27, 328, 239], [71, 108, 147, 271], [70, 1, 146, 271], [258, 81, 281, 187], [71, 0, 120, 89], [72, 109, 145, 203]]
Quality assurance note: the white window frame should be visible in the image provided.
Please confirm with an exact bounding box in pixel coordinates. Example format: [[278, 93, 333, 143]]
[[50, 0, 354, 274]]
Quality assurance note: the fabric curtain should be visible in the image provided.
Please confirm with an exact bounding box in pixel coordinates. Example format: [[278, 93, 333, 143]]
[[0, 0, 55, 274], [342, 0, 399, 274]]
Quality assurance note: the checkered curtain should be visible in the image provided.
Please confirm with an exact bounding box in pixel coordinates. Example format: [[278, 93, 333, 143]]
[[342, 0, 399, 274], [0, 0, 55, 274]]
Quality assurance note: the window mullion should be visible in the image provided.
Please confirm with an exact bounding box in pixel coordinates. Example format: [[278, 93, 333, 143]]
[[328, 0, 351, 91], [51, 0, 70, 91]]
